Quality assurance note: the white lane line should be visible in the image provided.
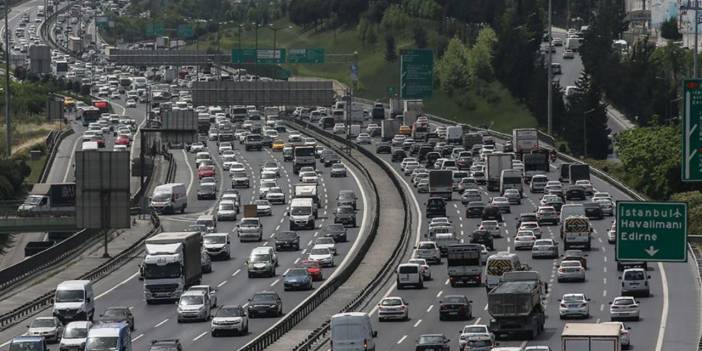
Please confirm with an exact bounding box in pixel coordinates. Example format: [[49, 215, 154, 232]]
[[436, 290, 443, 298], [192, 331, 207, 341], [604, 266, 607, 273], [444, 278, 449, 285], [426, 305, 434, 312], [484, 304, 488, 311], [95, 272, 139, 300], [275, 224, 280, 231], [270, 279, 280, 286], [154, 319, 169, 327], [603, 278, 607, 284], [181, 150, 195, 196], [473, 317, 481, 325], [232, 268, 241, 277], [132, 334, 144, 342], [655, 262, 670, 351], [604, 256, 607, 262], [217, 280, 227, 288], [596, 318, 601, 323], [284, 268, 290, 276], [397, 335, 407, 344], [600, 304, 605, 311], [294, 257, 300, 264], [602, 289, 607, 297], [413, 319, 422, 328], [520, 341, 528, 349]]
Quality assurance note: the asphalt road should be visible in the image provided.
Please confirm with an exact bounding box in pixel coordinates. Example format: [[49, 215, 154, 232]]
[[337, 118, 701, 351], [0, 123, 369, 350]]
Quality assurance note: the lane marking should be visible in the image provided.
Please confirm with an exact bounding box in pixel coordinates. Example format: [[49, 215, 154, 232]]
[[232, 268, 241, 277], [436, 290, 443, 298], [413, 319, 422, 327], [154, 319, 169, 327], [270, 278, 280, 286], [426, 305, 433, 312], [132, 334, 144, 342], [192, 331, 207, 341], [397, 335, 407, 344], [217, 280, 227, 288], [181, 149, 195, 196], [95, 272, 139, 300], [63, 131, 82, 182], [655, 263, 669, 351]]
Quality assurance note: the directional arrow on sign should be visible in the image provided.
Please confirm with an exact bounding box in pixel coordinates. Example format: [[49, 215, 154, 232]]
[[645, 246, 659, 257]]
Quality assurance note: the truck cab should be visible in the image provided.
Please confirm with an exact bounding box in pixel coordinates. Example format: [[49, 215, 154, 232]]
[[143, 232, 203, 304]]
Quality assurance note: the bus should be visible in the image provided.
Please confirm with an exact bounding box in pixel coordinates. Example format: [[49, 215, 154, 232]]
[[79, 106, 100, 126]]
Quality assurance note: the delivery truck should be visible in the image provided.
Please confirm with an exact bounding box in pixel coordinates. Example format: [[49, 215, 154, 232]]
[[486, 153, 513, 192], [381, 119, 401, 140], [569, 164, 591, 184], [429, 170, 453, 200], [488, 271, 546, 339], [512, 128, 539, 157], [17, 183, 76, 217], [142, 232, 202, 304], [561, 323, 621, 351]]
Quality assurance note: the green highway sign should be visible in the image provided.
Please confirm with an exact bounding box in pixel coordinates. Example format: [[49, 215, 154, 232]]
[[232, 49, 286, 64], [145, 22, 165, 37], [176, 24, 194, 39], [616, 201, 687, 262], [287, 48, 324, 64], [683, 79, 702, 181], [400, 48, 433, 100]]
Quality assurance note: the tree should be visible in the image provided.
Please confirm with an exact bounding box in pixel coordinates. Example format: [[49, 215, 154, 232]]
[[435, 37, 470, 95], [381, 4, 409, 35], [468, 26, 497, 82], [384, 33, 397, 62], [660, 17, 682, 40], [565, 72, 609, 159], [412, 23, 428, 48], [330, 0, 368, 25]]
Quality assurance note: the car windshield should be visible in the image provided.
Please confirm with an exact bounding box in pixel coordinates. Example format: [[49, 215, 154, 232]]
[[200, 184, 215, 191], [310, 248, 329, 255], [337, 207, 354, 214], [217, 307, 243, 317], [103, 309, 127, 318], [254, 200, 269, 206], [30, 319, 55, 328], [291, 207, 311, 215], [613, 298, 635, 306], [418, 335, 444, 344], [463, 326, 486, 334], [152, 192, 171, 202], [418, 243, 435, 249], [219, 203, 235, 211], [204, 236, 226, 244], [444, 296, 465, 304], [232, 171, 247, 178], [563, 295, 584, 302], [316, 238, 334, 245], [251, 254, 271, 262], [85, 336, 118, 351], [326, 224, 344, 232], [381, 298, 403, 306], [63, 325, 88, 338], [180, 295, 203, 305], [252, 294, 277, 303], [55, 289, 84, 302]]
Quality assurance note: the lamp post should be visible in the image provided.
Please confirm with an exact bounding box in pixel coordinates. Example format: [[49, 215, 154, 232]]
[[4, 1, 9, 158], [547, 0, 553, 136]]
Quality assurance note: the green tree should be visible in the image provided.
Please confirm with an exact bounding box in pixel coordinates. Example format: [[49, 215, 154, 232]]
[[660, 16, 682, 40], [671, 192, 702, 233], [565, 72, 609, 159], [412, 23, 428, 48], [384, 33, 397, 62], [468, 26, 497, 82], [381, 4, 409, 35], [435, 37, 470, 95]]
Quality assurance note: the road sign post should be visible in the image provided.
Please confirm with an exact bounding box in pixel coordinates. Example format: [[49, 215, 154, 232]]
[[400, 49, 433, 100], [616, 201, 688, 262], [683, 79, 702, 181]]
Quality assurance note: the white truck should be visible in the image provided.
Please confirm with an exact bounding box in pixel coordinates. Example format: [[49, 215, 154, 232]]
[[486, 153, 513, 192], [561, 216, 592, 251], [381, 119, 401, 140], [142, 232, 202, 304], [446, 126, 463, 144], [17, 183, 75, 217], [447, 244, 483, 287], [512, 128, 539, 157], [561, 323, 621, 351]]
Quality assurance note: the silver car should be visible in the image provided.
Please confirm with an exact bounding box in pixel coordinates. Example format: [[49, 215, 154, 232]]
[[557, 260, 586, 282], [330, 163, 347, 177], [514, 231, 536, 250], [177, 291, 211, 322], [532, 238, 558, 258], [503, 189, 521, 205], [210, 305, 248, 336], [596, 198, 615, 216], [558, 293, 590, 319], [27, 317, 63, 343]]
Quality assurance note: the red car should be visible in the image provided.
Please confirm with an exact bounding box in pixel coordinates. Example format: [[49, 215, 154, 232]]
[[115, 134, 130, 146], [95, 137, 106, 148], [300, 260, 323, 281], [198, 165, 216, 179]]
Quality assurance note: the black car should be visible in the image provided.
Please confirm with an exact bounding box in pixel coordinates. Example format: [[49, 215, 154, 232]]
[[247, 291, 283, 318], [149, 339, 183, 351], [273, 231, 300, 251], [334, 205, 357, 227], [197, 183, 217, 200], [470, 230, 494, 250], [99, 306, 135, 331], [565, 185, 587, 201], [391, 149, 407, 162], [409, 143, 423, 155], [417, 145, 433, 161], [323, 153, 340, 167], [425, 152, 441, 168], [376, 142, 392, 154], [336, 190, 357, 210], [481, 205, 503, 222], [426, 197, 446, 218], [322, 224, 348, 242], [465, 201, 486, 218], [516, 213, 539, 229], [438, 295, 472, 321], [415, 334, 451, 351], [583, 201, 604, 220]]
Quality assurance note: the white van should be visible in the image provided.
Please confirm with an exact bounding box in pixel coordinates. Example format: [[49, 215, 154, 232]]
[[560, 204, 585, 224], [196, 214, 217, 233], [288, 197, 317, 230], [396, 263, 423, 289], [84, 322, 132, 351], [330, 312, 377, 351], [621, 268, 650, 297], [53, 280, 95, 323], [150, 183, 187, 214], [485, 252, 522, 291]]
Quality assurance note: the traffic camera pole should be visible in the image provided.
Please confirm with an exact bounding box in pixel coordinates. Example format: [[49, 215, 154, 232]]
[[547, 0, 553, 135], [4, 3, 10, 158]]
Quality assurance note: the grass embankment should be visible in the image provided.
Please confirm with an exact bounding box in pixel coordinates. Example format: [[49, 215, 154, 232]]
[[191, 19, 537, 133], [1, 121, 62, 185]]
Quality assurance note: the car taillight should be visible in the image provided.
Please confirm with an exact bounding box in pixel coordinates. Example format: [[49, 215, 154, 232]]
[[363, 338, 368, 350], [558, 268, 565, 273]]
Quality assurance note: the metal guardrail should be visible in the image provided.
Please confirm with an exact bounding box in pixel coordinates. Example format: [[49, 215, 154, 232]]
[[38, 128, 73, 183], [238, 118, 390, 351], [0, 212, 162, 331]]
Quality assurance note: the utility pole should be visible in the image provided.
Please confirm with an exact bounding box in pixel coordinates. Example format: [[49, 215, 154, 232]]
[[4, 2, 10, 158], [683, 1, 702, 77], [547, 0, 553, 136]]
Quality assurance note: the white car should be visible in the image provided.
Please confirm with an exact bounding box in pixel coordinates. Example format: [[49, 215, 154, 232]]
[[228, 162, 246, 173], [216, 200, 238, 221], [218, 142, 233, 154], [403, 161, 420, 175], [265, 186, 286, 205], [125, 98, 136, 107], [514, 231, 537, 250], [261, 161, 280, 176], [27, 317, 63, 343], [593, 191, 613, 201], [377, 296, 409, 321], [559, 293, 590, 319], [203, 233, 231, 259], [314, 237, 337, 255], [211, 305, 248, 336], [308, 246, 334, 267], [189, 285, 218, 309], [413, 241, 441, 264], [299, 171, 319, 184], [332, 123, 346, 134], [355, 133, 371, 144], [478, 220, 501, 238], [518, 221, 543, 238], [609, 296, 640, 321], [574, 180, 594, 194], [458, 324, 494, 350]]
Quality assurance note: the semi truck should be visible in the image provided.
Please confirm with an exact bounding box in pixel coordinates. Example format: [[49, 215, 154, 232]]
[[561, 323, 621, 351], [446, 244, 483, 287], [523, 151, 549, 183], [512, 128, 539, 157], [488, 271, 546, 340], [569, 164, 591, 184], [429, 170, 453, 200], [17, 183, 75, 217], [486, 153, 513, 192], [142, 232, 202, 304]]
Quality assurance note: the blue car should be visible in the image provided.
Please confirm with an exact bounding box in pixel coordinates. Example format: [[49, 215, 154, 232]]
[[283, 268, 313, 291]]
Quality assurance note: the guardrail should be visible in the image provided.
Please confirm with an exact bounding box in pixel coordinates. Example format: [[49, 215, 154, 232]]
[[238, 118, 388, 351], [0, 212, 162, 331], [37, 128, 73, 183]]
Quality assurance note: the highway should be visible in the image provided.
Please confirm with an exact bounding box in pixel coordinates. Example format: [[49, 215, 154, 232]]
[[330, 117, 700, 351]]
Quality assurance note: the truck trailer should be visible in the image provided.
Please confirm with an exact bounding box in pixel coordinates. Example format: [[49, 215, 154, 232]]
[[143, 232, 202, 304], [429, 170, 453, 200], [561, 323, 621, 351], [486, 153, 513, 192], [488, 271, 546, 340]]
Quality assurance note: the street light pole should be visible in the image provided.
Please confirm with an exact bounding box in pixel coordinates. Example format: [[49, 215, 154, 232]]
[[547, 0, 553, 136], [4, 2, 10, 158]]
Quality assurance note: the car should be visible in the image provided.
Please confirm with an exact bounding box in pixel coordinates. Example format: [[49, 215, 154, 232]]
[[272, 139, 285, 151], [260, 170, 278, 181], [334, 205, 356, 227], [247, 291, 283, 318], [470, 229, 494, 251], [575, 180, 594, 195], [322, 224, 347, 242], [198, 165, 216, 179], [532, 238, 559, 258], [609, 296, 640, 321], [253, 199, 273, 216], [530, 175, 548, 192], [415, 334, 450, 351], [314, 237, 337, 256], [592, 191, 613, 201], [582, 201, 604, 220], [466, 201, 486, 218], [536, 206, 559, 225], [458, 324, 495, 350], [356, 133, 371, 144], [299, 170, 319, 184], [595, 198, 615, 216], [177, 290, 211, 322], [261, 161, 280, 176], [558, 260, 586, 282], [417, 179, 430, 192], [461, 189, 482, 205], [258, 180, 278, 198], [601, 321, 631, 349], [563, 48, 575, 59], [478, 220, 501, 238], [607, 221, 617, 244], [552, 37, 563, 46], [503, 189, 521, 205], [332, 123, 346, 134], [283, 268, 314, 291], [330, 163, 347, 177], [197, 183, 217, 200], [391, 148, 407, 162], [300, 259, 323, 281], [377, 296, 409, 321], [236, 217, 263, 242], [438, 295, 472, 320], [558, 293, 590, 319], [59, 321, 92, 350], [514, 231, 537, 250], [308, 246, 334, 267], [216, 200, 238, 221], [265, 187, 286, 204], [481, 205, 503, 222], [210, 305, 248, 336], [115, 134, 130, 146], [27, 317, 63, 343], [376, 142, 392, 154], [621, 268, 651, 297], [565, 185, 587, 201], [413, 241, 441, 264], [518, 221, 542, 238], [218, 142, 233, 154], [337, 190, 358, 209], [407, 258, 432, 280]]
